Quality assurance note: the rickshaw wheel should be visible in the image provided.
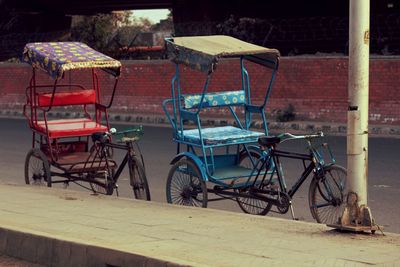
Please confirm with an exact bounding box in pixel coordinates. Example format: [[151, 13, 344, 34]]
[[24, 148, 51, 187], [129, 157, 151, 201], [236, 151, 272, 215], [166, 159, 207, 208]]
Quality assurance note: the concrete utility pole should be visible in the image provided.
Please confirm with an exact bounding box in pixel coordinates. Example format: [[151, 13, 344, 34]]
[[330, 0, 379, 233], [348, 0, 369, 206]]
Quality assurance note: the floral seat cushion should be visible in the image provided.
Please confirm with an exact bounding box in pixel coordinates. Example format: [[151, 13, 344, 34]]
[[181, 126, 263, 145], [184, 90, 245, 109]]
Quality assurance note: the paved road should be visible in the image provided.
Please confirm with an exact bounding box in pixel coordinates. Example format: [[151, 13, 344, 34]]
[[0, 118, 399, 233]]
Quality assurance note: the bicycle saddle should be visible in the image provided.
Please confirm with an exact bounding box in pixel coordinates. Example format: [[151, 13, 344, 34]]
[[91, 132, 110, 143], [258, 136, 281, 147]]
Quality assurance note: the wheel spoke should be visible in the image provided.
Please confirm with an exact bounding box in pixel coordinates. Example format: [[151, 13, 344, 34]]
[[25, 149, 51, 187], [236, 151, 272, 215], [167, 160, 207, 208], [309, 165, 347, 224]]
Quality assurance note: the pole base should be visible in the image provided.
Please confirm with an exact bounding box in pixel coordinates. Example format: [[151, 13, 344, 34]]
[[327, 223, 380, 234], [327, 192, 383, 234]]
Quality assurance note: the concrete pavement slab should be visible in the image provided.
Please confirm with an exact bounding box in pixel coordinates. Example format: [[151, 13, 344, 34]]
[[0, 183, 399, 267]]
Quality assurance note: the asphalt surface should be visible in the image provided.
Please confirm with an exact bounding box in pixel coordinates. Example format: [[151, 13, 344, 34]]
[[0, 118, 399, 233]]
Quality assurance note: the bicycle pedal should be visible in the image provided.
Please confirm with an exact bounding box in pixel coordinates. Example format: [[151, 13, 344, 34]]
[[213, 185, 225, 190]]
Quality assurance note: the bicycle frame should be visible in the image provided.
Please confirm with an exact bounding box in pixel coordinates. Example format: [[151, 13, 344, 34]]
[[205, 148, 315, 202], [261, 149, 316, 199], [102, 141, 139, 186], [44, 137, 139, 191]]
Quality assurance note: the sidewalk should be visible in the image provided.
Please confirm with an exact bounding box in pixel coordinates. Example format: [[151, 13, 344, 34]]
[[0, 183, 399, 267]]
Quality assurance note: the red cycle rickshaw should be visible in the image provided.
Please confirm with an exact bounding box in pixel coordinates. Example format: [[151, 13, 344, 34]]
[[22, 42, 150, 199]]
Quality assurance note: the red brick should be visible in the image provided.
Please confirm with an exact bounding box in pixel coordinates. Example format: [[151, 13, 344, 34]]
[[1, 58, 400, 124]]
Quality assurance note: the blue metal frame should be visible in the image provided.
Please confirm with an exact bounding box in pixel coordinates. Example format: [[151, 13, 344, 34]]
[[162, 54, 279, 186]]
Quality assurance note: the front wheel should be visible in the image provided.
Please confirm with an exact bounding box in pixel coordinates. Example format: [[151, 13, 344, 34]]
[[129, 157, 151, 201], [309, 164, 347, 224], [24, 148, 51, 187], [166, 159, 207, 207]]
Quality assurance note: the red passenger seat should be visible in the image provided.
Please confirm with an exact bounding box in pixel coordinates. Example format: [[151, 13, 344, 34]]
[[37, 90, 96, 107], [33, 89, 108, 138]]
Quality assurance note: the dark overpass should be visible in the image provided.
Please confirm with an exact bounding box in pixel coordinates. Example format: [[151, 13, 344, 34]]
[[5, 0, 173, 15], [1, 0, 399, 60]]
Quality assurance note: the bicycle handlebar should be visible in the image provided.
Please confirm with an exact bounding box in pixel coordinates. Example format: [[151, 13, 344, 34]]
[[93, 126, 144, 144], [277, 131, 324, 143]]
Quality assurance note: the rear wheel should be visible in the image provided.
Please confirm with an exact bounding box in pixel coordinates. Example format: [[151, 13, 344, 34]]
[[309, 164, 347, 224], [129, 157, 151, 200], [89, 144, 116, 195], [166, 159, 207, 207], [24, 149, 51, 187], [89, 169, 114, 195], [236, 150, 272, 215]]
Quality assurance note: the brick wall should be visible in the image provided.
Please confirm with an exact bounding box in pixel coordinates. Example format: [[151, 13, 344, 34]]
[[1, 57, 399, 124]]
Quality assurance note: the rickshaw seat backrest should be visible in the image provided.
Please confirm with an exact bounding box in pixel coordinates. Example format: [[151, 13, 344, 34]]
[[183, 90, 245, 109], [37, 89, 96, 107]]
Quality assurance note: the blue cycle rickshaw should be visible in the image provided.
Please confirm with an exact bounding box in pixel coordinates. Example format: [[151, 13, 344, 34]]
[[163, 36, 347, 224], [163, 35, 280, 214]]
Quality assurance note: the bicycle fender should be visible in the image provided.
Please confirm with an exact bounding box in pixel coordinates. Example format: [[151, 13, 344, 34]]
[[239, 144, 263, 157], [170, 152, 208, 181], [245, 145, 262, 154]]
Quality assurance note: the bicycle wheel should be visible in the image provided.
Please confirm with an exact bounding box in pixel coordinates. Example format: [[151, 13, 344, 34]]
[[129, 157, 151, 201], [24, 148, 51, 187], [309, 164, 347, 224], [166, 159, 207, 207], [236, 151, 272, 215], [89, 169, 114, 195]]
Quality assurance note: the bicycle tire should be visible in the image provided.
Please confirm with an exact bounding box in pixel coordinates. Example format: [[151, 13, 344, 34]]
[[88, 143, 115, 195], [236, 151, 272, 215], [24, 148, 52, 187], [89, 169, 114, 195], [309, 164, 347, 224], [129, 156, 151, 201], [166, 159, 207, 208]]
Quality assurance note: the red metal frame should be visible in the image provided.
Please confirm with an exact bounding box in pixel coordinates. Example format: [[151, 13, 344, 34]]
[[23, 67, 118, 165]]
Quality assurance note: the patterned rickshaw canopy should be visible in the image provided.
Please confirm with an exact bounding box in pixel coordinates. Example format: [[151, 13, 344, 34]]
[[23, 42, 121, 79], [165, 35, 280, 73]]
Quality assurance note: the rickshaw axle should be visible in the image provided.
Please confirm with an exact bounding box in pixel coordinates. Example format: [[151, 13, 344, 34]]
[[208, 187, 291, 212]]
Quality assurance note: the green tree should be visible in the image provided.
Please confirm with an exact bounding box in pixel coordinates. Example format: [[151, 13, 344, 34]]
[[151, 10, 173, 32], [113, 17, 153, 48], [70, 11, 132, 55]]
